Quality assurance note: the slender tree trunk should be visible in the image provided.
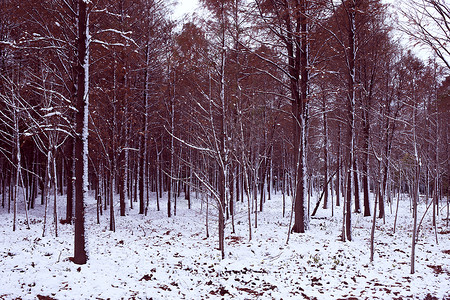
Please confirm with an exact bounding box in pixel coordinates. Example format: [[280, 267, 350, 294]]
[[205, 193, 209, 238], [370, 181, 379, 262], [354, 158, 360, 213], [9, 167, 14, 214], [331, 172, 334, 217], [52, 150, 58, 237], [171, 94, 175, 217], [139, 40, 151, 216], [119, 162, 125, 216], [362, 96, 370, 217], [218, 31, 226, 259], [292, 0, 309, 234], [379, 166, 387, 219], [259, 162, 265, 212], [254, 169, 258, 229], [13, 111, 20, 232], [96, 178, 100, 224], [411, 165, 419, 274], [433, 177, 437, 227], [336, 124, 341, 207], [282, 149, 286, 217], [65, 137, 74, 223], [109, 167, 115, 232], [42, 152, 51, 237], [362, 157, 370, 216], [139, 137, 145, 215], [342, 172, 347, 242], [322, 92, 329, 209], [393, 171, 401, 233], [156, 148, 161, 211], [1, 169, 6, 209], [230, 166, 235, 234], [411, 98, 421, 274], [73, 0, 89, 265], [343, 0, 357, 242]]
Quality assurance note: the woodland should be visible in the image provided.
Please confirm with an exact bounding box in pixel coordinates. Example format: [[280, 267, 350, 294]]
[[0, 0, 449, 299]]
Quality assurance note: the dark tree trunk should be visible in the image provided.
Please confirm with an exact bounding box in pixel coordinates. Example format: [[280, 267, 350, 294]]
[[344, 0, 357, 242], [230, 166, 235, 234], [322, 92, 329, 209], [167, 172, 172, 218], [218, 168, 225, 258], [73, 0, 88, 265], [139, 136, 145, 215], [292, 0, 309, 234], [1, 167, 6, 209], [119, 158, 125, 217], [379, 166, 387, 219], [236, 165, 240, 203], [109, 168, 115, 232], [336, 124, 341, 207], [65, 137, 74, 223], [362, 114, 370, 216], [354, 159, 360, 213]]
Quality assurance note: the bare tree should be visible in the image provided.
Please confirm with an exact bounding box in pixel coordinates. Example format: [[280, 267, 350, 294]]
[[400, 0, 450, 69], [0, 78, 31, 232], [254, 0, 315, 233]]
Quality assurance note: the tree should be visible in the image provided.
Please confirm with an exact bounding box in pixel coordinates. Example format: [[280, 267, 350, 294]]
[[321, 0, 392, 237], [400, 0, 450, 69], [73, 0, 89, 265], [254, 0, 315, 233], [0, 78, 32, 232], [323, 0, 359, 241], [354, 0, 391, 218], [172, 18, 228, 257]]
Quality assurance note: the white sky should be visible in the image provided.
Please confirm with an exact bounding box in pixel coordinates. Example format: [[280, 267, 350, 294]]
[[382, 0, 440, 62], [173, 0, 200, 19]]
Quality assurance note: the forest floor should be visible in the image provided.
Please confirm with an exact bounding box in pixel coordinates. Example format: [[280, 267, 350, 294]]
[[0, 191, 449, 299]]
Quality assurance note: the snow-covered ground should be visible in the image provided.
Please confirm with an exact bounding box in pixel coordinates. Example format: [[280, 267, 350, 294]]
[[1, 191, 449, 299]]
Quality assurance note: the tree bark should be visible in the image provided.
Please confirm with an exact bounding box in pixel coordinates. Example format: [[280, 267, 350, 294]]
[[354, 158, 360, 213], [362, 115, 370, 216], [65, 137, 74, 223], [336, 124, 341, 207], [292, 0, 309, 234], [322, 92, 329, 209], [73, 0, 89, 265], [344, 0, 357, 242]]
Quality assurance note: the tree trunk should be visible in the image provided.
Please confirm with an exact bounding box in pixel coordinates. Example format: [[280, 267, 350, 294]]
[[52, 150, 58, 237], [411, 165, 419, 274], [73, 0, 89, 265], [343, 0, 357, 242], [322, 92, 329, 210], [139, 137, 145, 215], [42, 152, 51, 237], [1, 168, 6, 209], [336, 124, 341, 207], [393, 171, 401, 233], [13, 110, 19, 232], [292, 0, 309, 234], [65, 137, 74, 223], [379, 165, 387, 219], [370, 181, 379, 262], [119, 160, 125, 216], [109, 168, 115, 232], [362, 155, 370, 216], [354, 158, 360, 213]]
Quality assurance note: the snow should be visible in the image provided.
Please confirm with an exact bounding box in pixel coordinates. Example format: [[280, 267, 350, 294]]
[[0, 191, 449, 299]]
